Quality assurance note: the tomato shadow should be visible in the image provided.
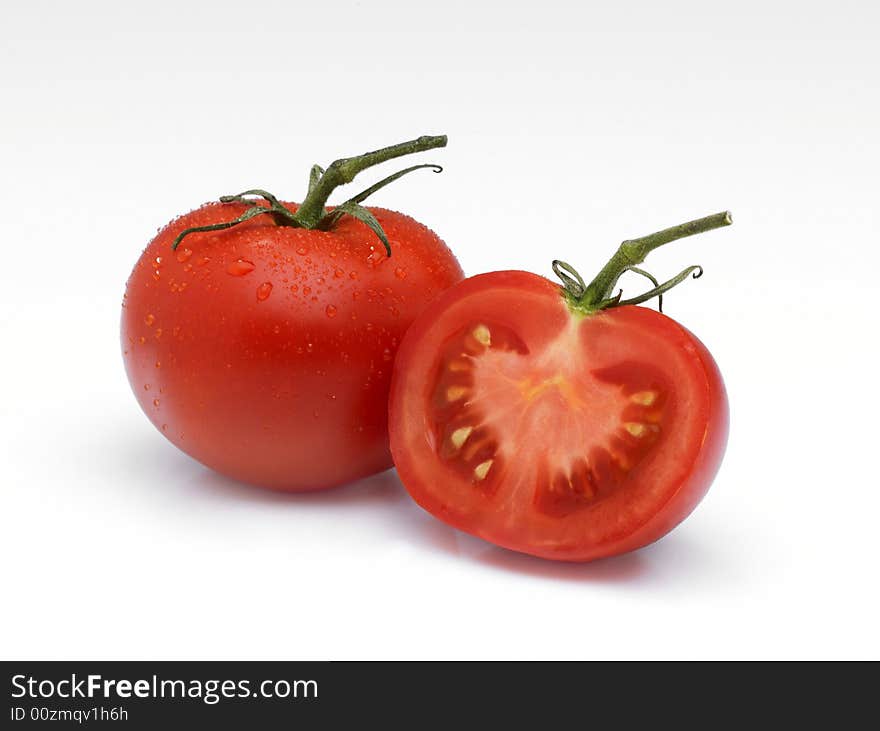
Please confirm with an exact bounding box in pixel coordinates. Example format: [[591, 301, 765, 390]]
[[466, 529, 730, 586], [389, 503, 648, 583], [397, 507, 730, 586], [115, 428, 728, 586], [191, 464, 474, 558], [472, 544, 650, 582], [190, 464, 410, 508]]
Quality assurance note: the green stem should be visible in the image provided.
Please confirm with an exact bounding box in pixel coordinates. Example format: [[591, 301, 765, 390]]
[[168, 135, 448, 253], [293, 135, 447, 228], [580, 211, 732, 307]]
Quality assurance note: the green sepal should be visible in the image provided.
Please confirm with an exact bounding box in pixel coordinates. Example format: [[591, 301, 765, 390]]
[[323, 201, 391, 256]]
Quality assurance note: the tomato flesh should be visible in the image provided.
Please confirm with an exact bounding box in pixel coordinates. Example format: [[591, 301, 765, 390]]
[[389, 271, 728, 561]]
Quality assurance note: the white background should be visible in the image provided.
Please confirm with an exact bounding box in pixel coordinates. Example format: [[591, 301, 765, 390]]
[[2, 0, 878, 659]]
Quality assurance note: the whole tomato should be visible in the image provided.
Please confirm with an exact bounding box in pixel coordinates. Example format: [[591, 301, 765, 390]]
[[122, 136, 463, 490]]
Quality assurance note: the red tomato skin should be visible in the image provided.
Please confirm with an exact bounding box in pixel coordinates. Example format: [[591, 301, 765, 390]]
[[122, 201, 463, 490], [388, 270, 729, 561], [603, 307, 729, 560]]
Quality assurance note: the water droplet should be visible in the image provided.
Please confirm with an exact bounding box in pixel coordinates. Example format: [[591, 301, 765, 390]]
[[161, 424, 168, 432], [326, 393, 337, 400], [154, 328, 163, 339], [306, 342, 314, 353], [290, 284, 298, 293], [143, 384, 151, 391], [395, 267, 407, 280], [316, 277, 325, 285], [176, 247, 193, 263], [198, 256, 211, 267], [155, 361, 161, 368], [183, 263, 193, 272], [153, 398, 160, 407], [154, 256, 164, 267], [227, 259, 255, 276], [144, 314, 155, 327], [273, 324, 281, 334], [138, 336, 146, 345], [302, 286, 311, 295], [382, 348, 392, 362], [325, 304, 337, 318], [296, 246, 308, 256], [349, 271, 358, 280], [334, 268, 345, 279], [256, 282, 273, 301], [390, 306, 400, 317], [178, 282, 188, 292], [312, 409, 320, 418], [172, 326, 181, 337]]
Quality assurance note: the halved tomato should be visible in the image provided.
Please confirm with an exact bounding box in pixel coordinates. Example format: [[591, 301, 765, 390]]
[[389, 214, 731, 561]]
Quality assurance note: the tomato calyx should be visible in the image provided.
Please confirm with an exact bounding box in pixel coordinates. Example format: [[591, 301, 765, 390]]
[[170, 134, 447, 255], [553, 210, 732, 316]]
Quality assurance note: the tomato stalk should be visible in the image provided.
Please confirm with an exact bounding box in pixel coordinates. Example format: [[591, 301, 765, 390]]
[[294, 135, 446, 228], [171, 135, 447, 255], [554, 211, 733, 315]]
